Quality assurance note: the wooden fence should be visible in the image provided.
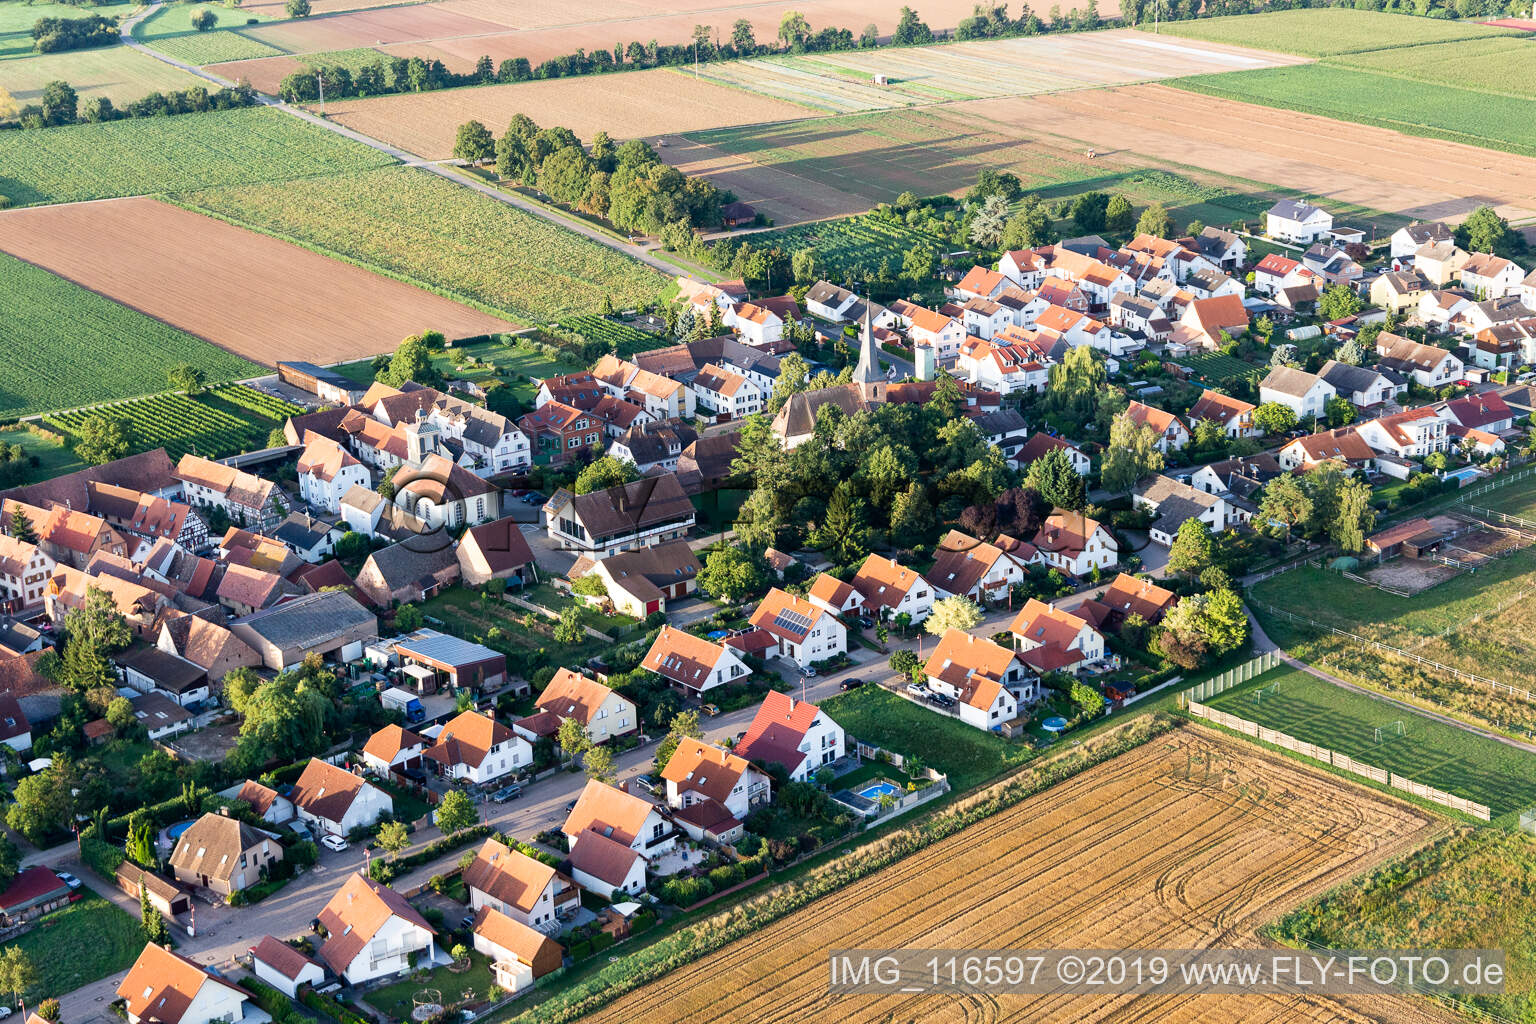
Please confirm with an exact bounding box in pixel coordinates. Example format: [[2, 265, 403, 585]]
[[1186, 701, 1490, 821]]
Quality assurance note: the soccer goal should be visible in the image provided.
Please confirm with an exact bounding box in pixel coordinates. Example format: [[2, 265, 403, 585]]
[[1253, 682, 1280, 705], [1373, 721, 1405, 743]]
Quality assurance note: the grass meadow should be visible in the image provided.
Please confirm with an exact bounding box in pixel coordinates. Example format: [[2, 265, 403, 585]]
[[1332, 34, 1536, 100], [1141, 7, 1516, 56], [12, 886, 145, 1000], [130, 1, 284, 65], [1207, 666, 1536, 817]]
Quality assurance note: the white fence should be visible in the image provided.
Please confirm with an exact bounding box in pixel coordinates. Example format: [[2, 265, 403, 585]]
[[1180, 651, 1282, 704], [1186, 701, 1490, 821]]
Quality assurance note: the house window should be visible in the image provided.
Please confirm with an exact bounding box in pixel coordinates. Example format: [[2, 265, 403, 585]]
[[651, 823, 664, 840]]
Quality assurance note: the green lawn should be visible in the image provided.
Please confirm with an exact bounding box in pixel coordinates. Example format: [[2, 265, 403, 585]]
[[0, 0, 127, 58], [1468, 472, 1536, 521], [1206, 666, 1536, 817], [1331, 34, 1536, 100], [0, 424, 84, 486], [0, 252, 263, 418], [13, 887, 144, 1000], [421, 588, 614, 672], [130, 1, 283, 65], [0, 106, 395, 207], [1141, 8, 1516, 56], [1171, 63, 1536, 158], [819, 685, 1030, 790], [368, 951, 499, 1018], [376, 779, 433, 825]]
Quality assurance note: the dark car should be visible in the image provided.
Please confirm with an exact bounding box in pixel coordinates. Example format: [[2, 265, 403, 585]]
[[565, 798, 578, 812], [521, 491, 546, 505], [839, 678, 864, 691], [491, 784, 522, 802]]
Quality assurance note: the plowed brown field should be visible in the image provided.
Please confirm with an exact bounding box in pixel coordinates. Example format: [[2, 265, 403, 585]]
[[956, 84, 1536, 226], [0, 198, 516, 365], [579, 729, 1450, 1024]]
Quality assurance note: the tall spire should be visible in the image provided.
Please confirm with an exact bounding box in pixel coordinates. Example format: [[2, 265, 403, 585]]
[[852, 295, 882, 401]]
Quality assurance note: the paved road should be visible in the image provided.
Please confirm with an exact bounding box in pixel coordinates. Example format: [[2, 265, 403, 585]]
[[117, 6, 715, 284]]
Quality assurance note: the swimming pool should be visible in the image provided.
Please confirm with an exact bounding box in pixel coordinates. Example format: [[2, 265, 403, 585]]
[[1041, 716, 1069, 733], [857, 781, 901, 800], [167, 819, 196, 841]]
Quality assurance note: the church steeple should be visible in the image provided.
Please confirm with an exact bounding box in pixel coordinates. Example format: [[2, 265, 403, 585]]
[[851, 296, 883, 403]]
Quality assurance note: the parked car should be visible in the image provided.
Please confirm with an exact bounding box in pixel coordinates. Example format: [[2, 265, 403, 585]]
[[928, 693, 956, 708], [633, 774, 659, 794], [56, 870, 82, 891], [321, 834, 349, 852], [839, 678, 864, 691], [0, 1005, 13, 1019], [858, 617, 876, 629], [491, 784, 522, 802], [906, 683, 928, 697], [521, 491, 546, 505], [701, 703, 720, 716], [803, 666, 818, 678], [565, 798, 578, 812]]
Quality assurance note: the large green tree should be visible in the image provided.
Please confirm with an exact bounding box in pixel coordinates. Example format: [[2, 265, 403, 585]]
[[573, 456, 638, 495], [1023, 448, 1086, 512], [925, 595, 981, 637], [435, 789, 479, 834], [1100, 412, 1164, 493], [1167, 518, 1214, 578], [698, 546, 770, 601], [74, 415, 134, 465]]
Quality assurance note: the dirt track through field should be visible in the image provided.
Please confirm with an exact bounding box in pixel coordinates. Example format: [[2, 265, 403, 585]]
[[0, 197, 516, 365], [955, 84, 1536, 226], [579, 728, 1449, 1024]]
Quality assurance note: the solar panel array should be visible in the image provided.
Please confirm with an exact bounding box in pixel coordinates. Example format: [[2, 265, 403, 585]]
[[772, 608, 813, 636]]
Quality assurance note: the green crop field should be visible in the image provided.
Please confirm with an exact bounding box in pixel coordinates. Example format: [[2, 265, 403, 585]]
[[0, 0, 126, 58], [1207, 666, 1536, 817], [745, 212, 950, 275], [555, 314, 671, 357], [1141, 8, 1516, 56], [180, 166, 670, 323], [0, 41, 205, 107], [1331, 34, 1536, 100], [131, 1, 284, 65], [0, 251, 262, 417], [0, 106, 395, 207], [42, 384, 300, 461], [1179, 351, 1263, 386], [1171, 63, 1536, 157]]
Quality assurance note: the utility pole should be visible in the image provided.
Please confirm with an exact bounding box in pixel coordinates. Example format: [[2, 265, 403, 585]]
[[317, 69, 326, 116]]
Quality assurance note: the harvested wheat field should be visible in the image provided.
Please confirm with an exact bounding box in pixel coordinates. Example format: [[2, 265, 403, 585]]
[[324, 70, 816, 158], [659, 134, 876, 224], [0, 198, 515, 365], [578, 728, 1449, 1024], [955, 84, 1536, 226]]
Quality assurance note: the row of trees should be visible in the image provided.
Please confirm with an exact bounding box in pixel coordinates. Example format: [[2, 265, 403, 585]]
[[31, 13, 116, 53], [454, 116, 728, 236], [4, 79, 256, 131]]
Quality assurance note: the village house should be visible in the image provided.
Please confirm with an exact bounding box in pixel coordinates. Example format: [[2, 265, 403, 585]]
[[1417, 289, 1475, 331], [924, 529, 1032, 603], [1187, 390, 1256, 438], [572, 540, 699, 617], [456, 517, 537, 587], [86, 481, 208, 553], [543, 474, 696, 557], [168, 811, 282, 896], [1438, 391, 1514, 434], [517, 401, 603, 463], [662, 738, 770, 843], [354, 534, 461, 606], [117, 646, 211, 708], [472, 907, 565, 994], [1013, 433, 1091, 477], [357, 382, 532, 476], [1266, 199, 1332, 244], [691, 363, 764, 420], [1318, 360, 1402, 410], [528, 668, 637, 745], [1073, 573, 1177, 633], [158, 613, 261, 681], [892, 301, 966, 360], [535, 371, 603, 411], [392, 629, 507, 693], [640, 625, 752, 695], [955, 336, 1049, 395], [0, 694, 29, 753], [1414, 242, 1470, 287], [1370, 270, 1429, 314], [3, 500, 128, 570], [1032, 511, 1117, 576], [391, 451, 499, 530], [361, 723, 426, 776], [250, 936, 326, 999], [563, 779, 678, 883], [607, 422, 697, 473], [1195, 225, 1247, 270], [131, 692, 194, 742], [1134, 475, 1232, 546], [225, 778, 294, 825], [290, 757, 393, 837], [591, 355, 696, 421], [1124, 400, 1190, 452], [1356, 406, 1451, 460], [1170, 294, 1249, 352], [317, 872, 442, 984], [1375, 332, 1464, 388], [425, 710, 531, 785], [1460, 252, 1525, 299], [1259, 366, 1336, 421], [0, 535, 53, 611], [725, 300, 784, 347], [842, 553, 930, 623], [744, 587, 847, 670], [1276, 427, 1377, 471], [923, 629, 1029, 731], [806, 572, 863, 617], [1008, 599, 1105, 675], [117, 942, 256, 1024], [297, 432, 370, 515], [1303, 243, 1364, 287], [735, 691, 845, 783], [175, 454, 279, 530], [1390, 221, 1452, 262], [463, 837, 578, 934]]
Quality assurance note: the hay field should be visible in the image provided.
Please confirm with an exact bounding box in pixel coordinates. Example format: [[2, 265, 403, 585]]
[[0, 197, 517, 365], [1140, 7, 1516, 55], [323, 71, 816, 158], [0, 44, 205, 106], [951, 84, 1536, 227], [689, 29, 1305, 113], [578, 729, 1445, 1024]]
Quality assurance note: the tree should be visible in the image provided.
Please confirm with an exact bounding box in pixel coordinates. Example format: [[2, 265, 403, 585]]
[[1318, 283, 1363, 321], [1001, 196, 1055, 250], [1457, 204, 1510, 255], [1069, 681, 1105, 719], [435, 789, 478, 834], [583, 743, 616, 785], [6, 762, 72, 845], [1333, 336, 1366, 366], [126, 813, 156, 868], [769, 352, 811, 413], [1251, 401, 1298, 436], [61, 585, 131, 692], [75, 414, 133, 465], [233, 669, 331, 766], [106, 695, 136, 730], [778, 10, 811, 47], [191, 8, 217, 30], [1167, 518, 1214, 578], [573, 456, 638, 494], [1105, 195, 1134, 233], [453, 120, 495, 164], [889, 481, 935, 548], [1136, 200, 1174, 239], [902, 243, 937, 282], [393, 601, 422, 632], [731, 18, 756, 51], [0, 835, 15, 894], [1325, 395, 1357, 428], [286, 0, 311, 15], [967, 194, 1011, 249], [1258, 474, 1312, 538], [34, 1001, 58, 1024], [816, 482, 869, 564], [1154, 595, 1211, 670], [1202, 587, 1249, 654], [557, 715, 589, 762], [893, 6, 933, 44], [8, 506, 36, 543], [889, 649, 919, 675], [698, 546, 769, 601], [380, 331, 442, 389], [654, 710, 702, 773], [1100, 411, 1164, 493], [926, 595, 982, 637], [377, 820, 410, 859], [571, 574, 608, 599], [0, 947, 38, 1010], [1070, 191, 1109, 234], [1023, 448, 1086, 511], [40, 79, 76, 126], [1331, 478, 1376, 553], [553, 605, 583, 644]]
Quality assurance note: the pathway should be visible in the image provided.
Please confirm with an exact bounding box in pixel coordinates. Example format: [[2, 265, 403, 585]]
[[117, 5, 717, 282]]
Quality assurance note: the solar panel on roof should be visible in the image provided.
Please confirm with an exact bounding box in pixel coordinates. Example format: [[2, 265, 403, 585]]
[[772, 609, 813, 634]]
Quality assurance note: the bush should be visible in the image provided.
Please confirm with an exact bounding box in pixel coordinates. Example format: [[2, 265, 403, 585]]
[[707, 862, 745, 890], [568, 938, 593, 960], [300, 988, 372, 1024], [658, 874, 713, 906], [591, 931, 615, 952]]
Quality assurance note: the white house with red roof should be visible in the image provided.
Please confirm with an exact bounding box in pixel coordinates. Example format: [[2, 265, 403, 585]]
[[1125, 400, 1190, 452], [640, 625, 751, 695], [1253, 253, 1314, 296], [1032, 511, 1117, 576], [954, 265, 1010, 301], [317, 873, 443, 984], [563, 779, 677, 872], [1356, 407, 1450, 459], [1460, 252, 1525, 299], [297, 432, 370, 515], [806, 572, 863, 616], [690, 363, 764, 420], [956, 336, 1049, 395], [1187, 390, 1256, 438], [661, 737, 770, 836], [1438, 391, 1514, 434], [891, 300, 966, 359], [735, 691, 844, 783], [1008, 599, 1104, 676], [923, 529, 1031, 603], [922, 630, 1028, 731], [725, 301, 783, 347], [251, 936, 326, 998], [999, 249, 1049, 289], [1012, 433, 1091, 477], [424, 710, 531, 785], [118, 942, 255, 1024], [848, 553, 933, 623], [745, 587, 846, 670]]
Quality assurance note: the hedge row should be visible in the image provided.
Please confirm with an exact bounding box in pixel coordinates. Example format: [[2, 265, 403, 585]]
[[300, 987, 373, 1024], [367, 825, 494, 883]]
